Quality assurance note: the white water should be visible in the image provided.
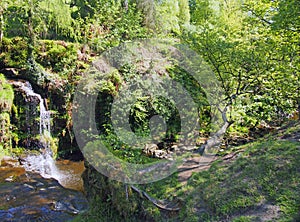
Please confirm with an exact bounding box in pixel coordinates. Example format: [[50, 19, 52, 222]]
[[13, 81, 60, 179]]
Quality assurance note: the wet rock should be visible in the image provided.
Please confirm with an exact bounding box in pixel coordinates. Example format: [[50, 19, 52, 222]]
[[143, 143, 169, 159], [21, 138, 45, 150], [0, 172, 89, 221], [1, 156, 19, 167], [153, 150, 168, 158], [143, 143, 159, 156], [0, 68, 19, 79]]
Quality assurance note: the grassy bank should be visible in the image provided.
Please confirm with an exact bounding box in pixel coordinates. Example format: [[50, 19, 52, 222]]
[[74, 122, 300, 221]]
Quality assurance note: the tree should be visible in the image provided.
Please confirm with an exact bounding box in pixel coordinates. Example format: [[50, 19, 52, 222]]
[[271, 0, 300, 117], [184, 0, 299, 131], [178, 0, 190, 27], [135, 0, 157, 31], [136, 0, 190, 34], [0, 0, 10, 42], [39, 0, 75, 40]]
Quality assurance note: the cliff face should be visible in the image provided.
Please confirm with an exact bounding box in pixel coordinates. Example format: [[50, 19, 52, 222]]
[[0, 68, 81, 159], [0, 38, 83, 159]]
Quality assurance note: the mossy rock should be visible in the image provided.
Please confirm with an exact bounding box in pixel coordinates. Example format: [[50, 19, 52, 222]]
[[0, 113, 12, 150], [0, 74, 14, 112], [82, 162, 143, 220]]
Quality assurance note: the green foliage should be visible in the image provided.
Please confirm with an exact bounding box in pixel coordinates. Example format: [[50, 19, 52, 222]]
[[0, 75, 13, 150], [189, 0, 215, 26], [0, 145, 10, 164], [178, 0, 190, 27], [72, 196, 131, 222], [3, 0, 75, 40], [35, 40, 78, 74], [96, 62, 212, 149], [184, 0, 300, 129], [0, 37, 28, 68], [272, 0, 300, 32], [168, 66, 211, 133], [155, 0, 180, 34], [1, 0, 146, 48], [128, 93, 181, 142], [136, 0, 190, 35], [100, 133, 157, 164], [135, 0, 156, 31], [11, 147, 25, 156], [71, 0, 148, 51], [39, 0, 75, 40], [232, 216, 255, 222], [0, 112, 12, 150], [0, 74, 14, 111]]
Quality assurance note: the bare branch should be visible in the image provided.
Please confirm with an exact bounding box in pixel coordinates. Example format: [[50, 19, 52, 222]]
[[130, 185, 181, 211]]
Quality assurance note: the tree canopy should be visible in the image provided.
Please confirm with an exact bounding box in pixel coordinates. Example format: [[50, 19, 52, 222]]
[[1, 0, 299, 133]]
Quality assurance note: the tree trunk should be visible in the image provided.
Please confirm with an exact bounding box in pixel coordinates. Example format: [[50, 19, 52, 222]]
[[27, 0, 35, 59], [123, 0, 128, 12], [0, 9, 4, 42], [196, 107, 233, 155]]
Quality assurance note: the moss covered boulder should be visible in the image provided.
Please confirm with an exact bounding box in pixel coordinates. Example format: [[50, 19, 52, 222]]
[[0, 74, 14, 150]]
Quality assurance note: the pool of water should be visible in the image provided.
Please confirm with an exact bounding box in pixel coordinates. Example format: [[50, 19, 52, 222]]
[[0, 157, 88, 221]]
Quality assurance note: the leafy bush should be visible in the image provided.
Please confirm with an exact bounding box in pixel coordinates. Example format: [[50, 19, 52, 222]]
[[35, 40, 78, 75], [0, 37, 28, 68]]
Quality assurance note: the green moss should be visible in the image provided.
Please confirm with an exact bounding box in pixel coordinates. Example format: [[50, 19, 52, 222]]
[[0, 74, 14, 112], [76, 165, 147, 222], [11, 147, 25, 156], [0, 112, 12, 151]]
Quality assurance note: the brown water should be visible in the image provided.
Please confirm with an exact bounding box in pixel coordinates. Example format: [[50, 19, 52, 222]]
[[22, 154, 85, 192], [55, 160, 85, 192], [0, 157, 88, 221]]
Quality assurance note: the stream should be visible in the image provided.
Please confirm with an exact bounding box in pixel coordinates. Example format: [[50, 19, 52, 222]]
[[0, 158, 88, 221], [0, 80, 89, 221]]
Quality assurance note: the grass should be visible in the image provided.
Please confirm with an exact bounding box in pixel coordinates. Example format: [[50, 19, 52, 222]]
[[181, 139, 300, 221], [73, 123, 300, 222]]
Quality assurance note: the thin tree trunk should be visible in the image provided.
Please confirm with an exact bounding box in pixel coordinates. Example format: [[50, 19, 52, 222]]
[[27, 0, 35, 59], [0, 10, 4, 42], [123, 0, 128, 12], [196, 106, 233, 155]]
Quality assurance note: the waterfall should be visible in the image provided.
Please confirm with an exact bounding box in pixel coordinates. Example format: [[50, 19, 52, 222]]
[[10, 80, 60, 179], [18, 82, 51, 143], [39, 98, 51, 136]]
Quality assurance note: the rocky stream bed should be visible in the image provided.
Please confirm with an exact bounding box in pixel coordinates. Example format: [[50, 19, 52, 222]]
[[0, 156, 88, 221]]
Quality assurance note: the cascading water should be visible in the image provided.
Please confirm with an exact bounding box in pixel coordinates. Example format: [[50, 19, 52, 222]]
[[8, 80, 85, 191], [10, 80, 60, 179]]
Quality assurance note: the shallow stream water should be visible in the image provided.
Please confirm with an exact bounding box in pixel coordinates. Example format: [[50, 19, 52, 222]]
[[0, 157, 88, 221]]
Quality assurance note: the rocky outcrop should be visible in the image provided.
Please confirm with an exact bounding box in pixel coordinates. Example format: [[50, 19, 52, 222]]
[[0, 66, 81, 159]]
